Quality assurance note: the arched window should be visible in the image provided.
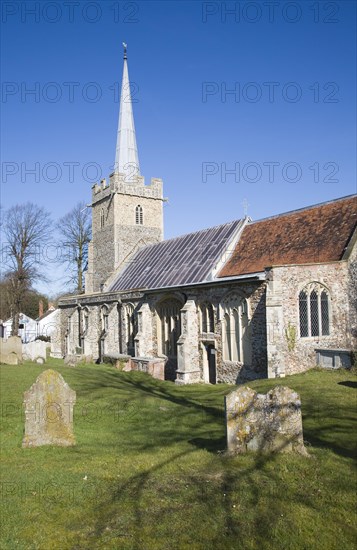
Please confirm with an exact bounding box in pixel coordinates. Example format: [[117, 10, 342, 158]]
[[77, 307, 82, 347], [101, 305, 109, 333], [82, 307, 89, 333], [223, 313, 231, 360], [135, 205, 143, 225], [199, 302, 215, 333], [156, 299, 182, 356], [299, 283, 330, 338], [124, 303, 136, 354], [100, 208, 105, 228], [221, 293, 250, 363]]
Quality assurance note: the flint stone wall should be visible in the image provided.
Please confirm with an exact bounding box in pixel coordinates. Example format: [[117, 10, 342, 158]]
[[225, 385, 307, 455], [266, 259, 354, 377], [22, 369, 76, 447], [58, 281, 268, 384]]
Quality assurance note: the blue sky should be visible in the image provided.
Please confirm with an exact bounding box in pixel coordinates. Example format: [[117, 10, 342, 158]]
[[1, 0, 356, 295]]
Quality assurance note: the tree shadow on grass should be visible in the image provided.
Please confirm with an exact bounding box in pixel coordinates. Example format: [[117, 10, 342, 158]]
[[71, 368, 357, 460], [338, 380, 357, 389], [88, 437, 338, 550], [189, 436, 226, 453], [41, 366, 356, 548]]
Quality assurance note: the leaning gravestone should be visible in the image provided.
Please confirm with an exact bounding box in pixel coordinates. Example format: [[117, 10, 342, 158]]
[[22, 369, 76, 448], [225, 385, 308, 456]]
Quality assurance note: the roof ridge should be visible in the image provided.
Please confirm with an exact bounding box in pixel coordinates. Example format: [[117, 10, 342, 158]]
[[248, 194, 357, 226]]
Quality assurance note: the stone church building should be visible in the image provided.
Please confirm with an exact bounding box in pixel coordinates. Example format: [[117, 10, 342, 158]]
[[54, 47, 357, 384]]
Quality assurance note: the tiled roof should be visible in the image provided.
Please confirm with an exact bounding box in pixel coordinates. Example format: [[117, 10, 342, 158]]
[[109, 220, 243, 291], [219, 195, 357, 278]]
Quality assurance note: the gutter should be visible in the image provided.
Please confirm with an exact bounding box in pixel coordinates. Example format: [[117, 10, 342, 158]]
[[58, 272, 265, 306], [142, 272, 266, 294]]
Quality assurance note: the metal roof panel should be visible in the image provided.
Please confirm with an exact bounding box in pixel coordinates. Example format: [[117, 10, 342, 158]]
[[109, 219, 243, 291]]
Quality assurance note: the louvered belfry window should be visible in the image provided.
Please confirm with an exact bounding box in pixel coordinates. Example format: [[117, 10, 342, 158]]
[[135, 205, 143, 225], [299, 283, 330, 338]]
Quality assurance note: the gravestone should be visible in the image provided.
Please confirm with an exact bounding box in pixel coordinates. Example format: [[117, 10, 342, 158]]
[[225, 385, 308, 455], [23, 340, 47, 363], [22, 369, 76, 448], [0, 336, 22, 364]]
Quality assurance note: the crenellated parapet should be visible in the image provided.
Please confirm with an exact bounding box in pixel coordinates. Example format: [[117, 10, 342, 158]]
[[91, 173, 164, 205]]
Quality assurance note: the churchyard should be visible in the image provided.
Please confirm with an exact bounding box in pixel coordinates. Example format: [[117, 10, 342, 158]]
[[1, 359, 356, 549]]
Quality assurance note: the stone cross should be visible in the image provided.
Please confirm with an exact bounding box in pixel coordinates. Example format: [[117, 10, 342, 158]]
[[242, 198, 250, 217], [225, 385, 308, 455], [22, 369, 76, 448]]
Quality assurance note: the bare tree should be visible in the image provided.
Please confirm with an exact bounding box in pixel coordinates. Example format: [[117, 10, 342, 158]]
[[2, 203, 52, 335], [57, 202, 92, 294]]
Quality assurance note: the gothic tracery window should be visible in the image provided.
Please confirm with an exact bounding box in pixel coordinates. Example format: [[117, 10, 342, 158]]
[[101, 305, 109, 333], [221, 293, 250, 363], [156, 299, 182, 356], [77, 307, 82, 347], [199, 302, 215, 333], [135, 205, 143, 225], [299, 283, 330, 338], [82, 307, 89, 333], [124, 303, 136, 354]]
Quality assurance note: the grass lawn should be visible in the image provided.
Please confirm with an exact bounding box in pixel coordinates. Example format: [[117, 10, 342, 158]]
[[0, 359, 356, 549]]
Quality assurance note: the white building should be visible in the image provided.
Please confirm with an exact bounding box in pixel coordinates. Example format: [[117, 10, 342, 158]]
[[36, 307, 59, 340], [3, 313, 37, 343]]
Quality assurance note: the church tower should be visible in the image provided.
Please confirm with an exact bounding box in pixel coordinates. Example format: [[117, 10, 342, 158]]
[[85, 44, 164, 293]]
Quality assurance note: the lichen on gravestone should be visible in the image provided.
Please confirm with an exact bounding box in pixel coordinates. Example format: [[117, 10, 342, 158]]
[[225, 385, 308, 456], [22, 369, 76, 448]]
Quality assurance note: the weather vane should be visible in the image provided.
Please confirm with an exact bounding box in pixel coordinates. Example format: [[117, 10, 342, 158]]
[[123, 42, 127, 59]]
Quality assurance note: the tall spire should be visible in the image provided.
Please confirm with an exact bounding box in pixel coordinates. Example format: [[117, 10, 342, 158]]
[[114, 43, 140, 179]]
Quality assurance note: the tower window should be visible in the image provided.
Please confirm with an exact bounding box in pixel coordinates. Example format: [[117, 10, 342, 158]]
[[135, 205, 143, 225], [100, 208, 105, 228]]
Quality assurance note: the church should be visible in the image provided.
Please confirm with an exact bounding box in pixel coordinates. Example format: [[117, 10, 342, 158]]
[[53, 46, 357, 384]]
